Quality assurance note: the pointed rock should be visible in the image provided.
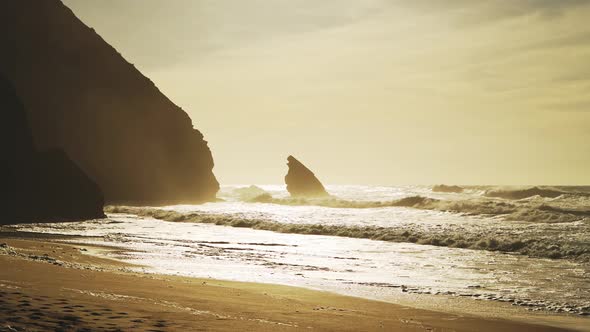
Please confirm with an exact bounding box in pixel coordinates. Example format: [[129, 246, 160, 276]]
[[285, 156, 329, 198]]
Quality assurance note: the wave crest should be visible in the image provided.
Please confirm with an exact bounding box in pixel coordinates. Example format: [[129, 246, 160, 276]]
[[104, 205, 590, 262], [244, 194, 589, 224], [484, 187, 565, 200]]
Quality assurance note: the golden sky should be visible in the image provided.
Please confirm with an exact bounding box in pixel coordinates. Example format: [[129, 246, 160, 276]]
[[63, 0, 590, 185]]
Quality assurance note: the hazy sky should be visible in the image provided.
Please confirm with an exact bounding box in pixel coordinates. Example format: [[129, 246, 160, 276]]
[[63, 0, 590, 185]]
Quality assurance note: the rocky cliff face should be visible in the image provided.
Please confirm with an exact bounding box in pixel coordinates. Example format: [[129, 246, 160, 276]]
[[284, 156, 329, 198], [1, 76, 105, 224], [0, 0, 219, 205]]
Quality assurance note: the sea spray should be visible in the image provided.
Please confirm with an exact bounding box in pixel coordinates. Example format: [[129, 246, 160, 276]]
[[246, 194, 590, 223], [105, 205, 590, 261]]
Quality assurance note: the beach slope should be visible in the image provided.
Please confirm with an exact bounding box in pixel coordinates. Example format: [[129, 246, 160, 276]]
[[0, 236, 573, 331]]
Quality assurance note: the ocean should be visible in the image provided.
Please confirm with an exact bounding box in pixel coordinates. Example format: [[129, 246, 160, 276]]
[[9, 185, 590, 317]]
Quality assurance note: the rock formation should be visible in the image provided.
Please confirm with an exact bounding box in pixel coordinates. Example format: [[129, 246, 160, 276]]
[[0, 0, 219, 205], [432, 184, 464, 193], [285, 156, 329, 198], [1, 76, 105, 224]]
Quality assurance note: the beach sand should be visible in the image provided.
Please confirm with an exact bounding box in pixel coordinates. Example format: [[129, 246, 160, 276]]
[[0, 234, 581, 331]]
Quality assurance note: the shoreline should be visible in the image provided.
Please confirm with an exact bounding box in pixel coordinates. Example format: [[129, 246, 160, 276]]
[[104, 204, 590, 263], [0, 233, 587, 331]]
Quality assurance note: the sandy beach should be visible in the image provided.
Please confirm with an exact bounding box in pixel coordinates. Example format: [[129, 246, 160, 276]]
[[0, 233, 582, 332], [2, 1, 589, 331]]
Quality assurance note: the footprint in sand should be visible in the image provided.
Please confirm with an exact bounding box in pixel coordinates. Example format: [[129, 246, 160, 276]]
[[62, 314, 81, 322], [154, 320, 168, 328], [77, 328, 93, 332], [28, 313, 43, 320]]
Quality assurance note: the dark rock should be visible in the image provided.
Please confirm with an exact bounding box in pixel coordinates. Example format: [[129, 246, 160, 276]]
[[285, 156, 329, 198], [432, 184, 464, 193], [1, 75, 104, 224], [0, 0, 218, 205]]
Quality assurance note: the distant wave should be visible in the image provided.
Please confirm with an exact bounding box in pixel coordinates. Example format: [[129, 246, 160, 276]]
[[483, 186, 565, 199], [245, 194, 590, 224], [231, 185, 269, 201], [432, 184, 463, 193], [105, 206, 590, 262]]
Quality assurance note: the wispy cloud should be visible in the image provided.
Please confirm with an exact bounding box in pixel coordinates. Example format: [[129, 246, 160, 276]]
[[394, 0, 590, 21], [62, 0, 590, 184]]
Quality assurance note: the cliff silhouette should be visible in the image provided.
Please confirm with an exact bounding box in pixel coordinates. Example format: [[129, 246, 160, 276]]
[[0, 0, 219, 205], [285, 156, 329, 198], [1, 76, 105, 223]]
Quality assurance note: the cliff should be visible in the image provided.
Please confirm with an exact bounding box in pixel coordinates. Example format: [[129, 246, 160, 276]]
[[0, 0, 219, 205], [285, 156, 329, 198], [1, 76, 105, 224]]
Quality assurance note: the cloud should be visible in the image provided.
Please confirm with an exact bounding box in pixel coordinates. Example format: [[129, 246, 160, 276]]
[[62, 0, 590, 184], [64, 0, 388, 69], [394, 0, 590, 21], [543, 100, 590, 112]]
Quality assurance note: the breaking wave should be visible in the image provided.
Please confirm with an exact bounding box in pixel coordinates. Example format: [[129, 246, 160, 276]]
[[105, 205, 590, 262], [484, 186, 566, 200], [245, 194, 590, 224]]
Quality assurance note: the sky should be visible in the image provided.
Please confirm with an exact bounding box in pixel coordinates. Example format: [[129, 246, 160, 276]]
[[63, 0, 590, 185]]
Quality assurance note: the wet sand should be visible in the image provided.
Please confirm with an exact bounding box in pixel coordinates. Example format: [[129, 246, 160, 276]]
[[0, 235, 582, 331]]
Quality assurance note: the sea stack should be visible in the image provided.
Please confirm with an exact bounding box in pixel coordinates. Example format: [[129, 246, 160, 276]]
[[0, 0, 219, 205], [1, 76, 105, 224], [285, 156, 329, 198]]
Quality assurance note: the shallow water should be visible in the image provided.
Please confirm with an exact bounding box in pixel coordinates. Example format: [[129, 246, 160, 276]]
[[106, 184, 590, 261], [10, 185, 590, 317]]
